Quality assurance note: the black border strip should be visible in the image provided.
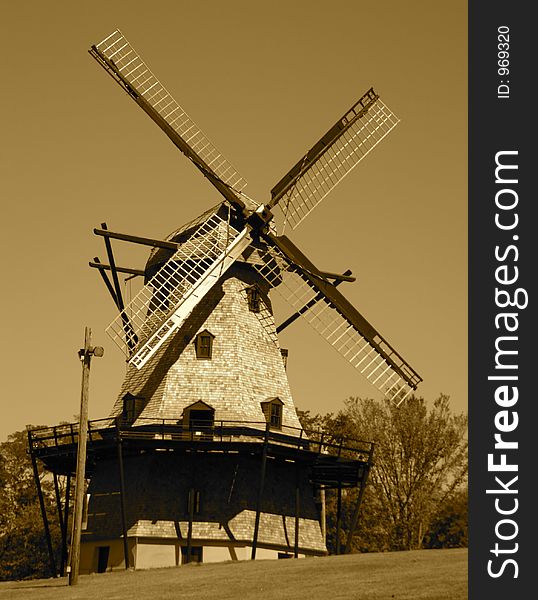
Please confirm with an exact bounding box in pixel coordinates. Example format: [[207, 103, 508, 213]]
[[469, 2, 534, 597]]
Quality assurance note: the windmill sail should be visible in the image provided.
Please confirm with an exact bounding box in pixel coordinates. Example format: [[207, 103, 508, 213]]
[[106, 210, 252, 369], [90, 30, 248, 208], [269, 89, 399, 231], [254, 234, 421, 405]]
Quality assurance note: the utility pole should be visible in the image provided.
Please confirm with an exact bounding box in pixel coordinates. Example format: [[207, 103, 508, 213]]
[[68, 327, 104, 586]]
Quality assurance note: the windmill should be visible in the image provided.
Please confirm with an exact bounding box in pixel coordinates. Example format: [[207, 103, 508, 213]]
[[89, 30, 421, 403], [27, 29, 422, 576]]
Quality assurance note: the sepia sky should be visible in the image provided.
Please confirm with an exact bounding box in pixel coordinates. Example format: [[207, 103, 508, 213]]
[[0, 0, 467, 441]]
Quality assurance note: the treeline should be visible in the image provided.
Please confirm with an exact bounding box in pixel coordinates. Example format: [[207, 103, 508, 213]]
[[0, 428, 63, 580], [298, 394, 468, 553]]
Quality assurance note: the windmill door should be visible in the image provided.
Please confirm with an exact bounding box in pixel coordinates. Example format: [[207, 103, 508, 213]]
[[97, 546, 110, 573], [188, 408, 214, 440]]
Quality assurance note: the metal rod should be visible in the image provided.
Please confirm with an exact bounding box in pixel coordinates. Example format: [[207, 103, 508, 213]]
[[116, 423, 130, 569], [251, 424, 270, 559], [28, 435, 57, 578]]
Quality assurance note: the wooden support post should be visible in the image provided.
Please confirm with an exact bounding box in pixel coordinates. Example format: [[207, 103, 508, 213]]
[[115, 423, 130, 569], [28, 437, 57, 578], [100, 223, 137, 350], [92, 257, 119, 309], [294, 462, 300, 558], [336, 482, 342, 555], [62, 474, 71, 576], [320, 487, 326, 543], [185, 450, 198, 564], [52, 473, 65, 576], [89, 260, 144, 277], [93, 227, 179, 250], [186, 488, 194, 564], [69, 327, 103, 585], [344, 446, 375, 554], [251, 424, 269, 560]]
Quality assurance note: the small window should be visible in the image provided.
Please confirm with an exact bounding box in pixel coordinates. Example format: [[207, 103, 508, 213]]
[[261, 398, 284, 430], [195, 330, 214, 359], [270, 403, 282, 428], [246, 285, 262, 313]]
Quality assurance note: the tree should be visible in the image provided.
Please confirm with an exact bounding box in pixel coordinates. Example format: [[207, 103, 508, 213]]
[[0, 428, 64, 581], [346, 395, 467, 551], [298, 395, 468, 553]]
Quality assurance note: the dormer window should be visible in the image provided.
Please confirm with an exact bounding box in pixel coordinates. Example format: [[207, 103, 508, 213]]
[[195, 330, 214, 359], [122, 393, 144, 422], [246, 285, 262, 313], [261, 397, 284, 430], [182, 401, 215, 440]]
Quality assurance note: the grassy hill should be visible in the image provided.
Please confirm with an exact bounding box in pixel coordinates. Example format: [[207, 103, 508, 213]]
[[0, 548, 467, 600]]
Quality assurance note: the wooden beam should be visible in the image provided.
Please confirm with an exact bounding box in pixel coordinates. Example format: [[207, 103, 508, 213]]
[[101, 223, 126, 313], [115, 423, 130, 570], [89, 261, 144, 277], [344, 445, 375, 554], [28, 436, 57, 578], [251, 424, 270, 559], [186, 488, 194, 564], [336, 482, 342, 555], [92, 257, 119, 309], [276, 270, 352, 334], [100, 224, 138, 350], [319, 487, 326, 543], [294, 462, 300, 558], [94, 228, 178, 250], [52, 473, 65, 575], [186, 451, 198, 564], [62, 474, 71, 577], [319, 270, 355, 283]]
